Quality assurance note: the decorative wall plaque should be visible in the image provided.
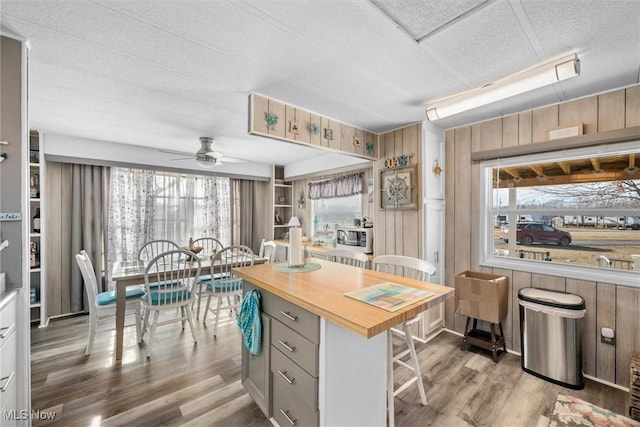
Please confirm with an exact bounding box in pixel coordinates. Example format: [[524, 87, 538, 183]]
[[380, 166, 416, 210]]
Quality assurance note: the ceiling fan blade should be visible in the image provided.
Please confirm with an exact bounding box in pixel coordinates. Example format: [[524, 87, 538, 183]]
[[208, 150, 247, 163], [219, 156, 247, 163], [160, 148, 192, 156], [170, 156, 195, 161]]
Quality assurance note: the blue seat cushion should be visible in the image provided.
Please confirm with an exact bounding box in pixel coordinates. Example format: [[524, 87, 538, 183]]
[[146, 289, 191, 305], [147, 279, 182, 289], [96, 286, 145, 306], [206, 278, 242, 292], [197, 273, 230, 283]]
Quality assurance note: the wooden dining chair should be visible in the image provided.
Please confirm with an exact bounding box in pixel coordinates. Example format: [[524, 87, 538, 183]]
[[324, 248, 369, 268], [75, 250, 144, 355], [191, 237, 225, 318], [140, 249, 201, 358], [203, 245, 255, 338], [372, 255, 437, 427], [137, 239, 179, 262], [258, 239, 279, 262]]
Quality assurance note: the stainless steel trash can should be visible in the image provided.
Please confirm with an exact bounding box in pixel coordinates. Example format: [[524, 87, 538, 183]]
[[519, 287, 585, 389]]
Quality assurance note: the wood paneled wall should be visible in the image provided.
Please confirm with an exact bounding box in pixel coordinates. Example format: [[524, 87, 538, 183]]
[[289, 123, 423, 259], [373, 124, 423, 258], [445, 86, 640, 387]]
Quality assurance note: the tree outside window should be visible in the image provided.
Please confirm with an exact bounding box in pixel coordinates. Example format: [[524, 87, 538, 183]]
[[481, 142, 640, 287]]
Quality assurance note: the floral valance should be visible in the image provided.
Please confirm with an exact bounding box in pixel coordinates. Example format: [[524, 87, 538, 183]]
[[308, 173, 364, 200]]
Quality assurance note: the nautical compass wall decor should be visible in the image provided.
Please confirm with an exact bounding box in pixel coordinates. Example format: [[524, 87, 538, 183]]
[[380, 166, 416, 210]]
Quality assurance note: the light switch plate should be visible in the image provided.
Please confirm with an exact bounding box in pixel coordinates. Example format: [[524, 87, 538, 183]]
[[601, 335, 615, 345]]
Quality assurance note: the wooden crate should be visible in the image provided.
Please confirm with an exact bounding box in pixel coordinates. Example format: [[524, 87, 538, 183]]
[[631, 353, 640, 421]]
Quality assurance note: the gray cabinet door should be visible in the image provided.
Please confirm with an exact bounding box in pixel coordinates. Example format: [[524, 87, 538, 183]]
[[241, 312, 271, 418]]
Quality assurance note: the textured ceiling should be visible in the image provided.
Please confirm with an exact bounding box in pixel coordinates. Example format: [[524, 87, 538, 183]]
[[370, 0, 488, 41], [1, 0, 639, 175]]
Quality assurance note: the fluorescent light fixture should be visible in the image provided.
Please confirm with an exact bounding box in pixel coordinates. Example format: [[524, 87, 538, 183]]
[[425, 53, 579, 121]]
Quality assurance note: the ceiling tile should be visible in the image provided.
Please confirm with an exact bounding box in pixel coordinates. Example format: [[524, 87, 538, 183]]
[[370, 0, 487, 41]]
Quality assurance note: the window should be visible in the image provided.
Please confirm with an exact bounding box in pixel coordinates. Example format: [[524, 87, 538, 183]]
[[480, 141, 640, 287], [307, 172, 365, 245], [108, 168, 230, 264], [311, 194, 362, 246]]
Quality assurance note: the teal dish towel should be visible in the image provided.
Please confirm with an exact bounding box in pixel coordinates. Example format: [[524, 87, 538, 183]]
[[237, 289, 262, 355]]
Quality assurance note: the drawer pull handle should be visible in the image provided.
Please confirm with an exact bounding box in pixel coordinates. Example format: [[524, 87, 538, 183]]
[[278, 340, 295, 353], [0, 372, 14, 392], [0, 323, 15, 339], [277, 370, 295, 384], [280, 409, 297, 426], [280, 311, 298, 322]]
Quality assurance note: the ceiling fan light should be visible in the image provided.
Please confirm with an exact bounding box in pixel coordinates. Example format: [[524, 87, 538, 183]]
[[196, 155, 216, 168]]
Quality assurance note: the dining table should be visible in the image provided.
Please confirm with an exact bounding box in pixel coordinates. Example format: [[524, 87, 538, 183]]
[[111, 253, 267, 364]]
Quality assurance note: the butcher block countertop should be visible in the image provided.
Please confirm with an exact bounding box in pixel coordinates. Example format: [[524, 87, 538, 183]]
[[233, 258, 454, 338]]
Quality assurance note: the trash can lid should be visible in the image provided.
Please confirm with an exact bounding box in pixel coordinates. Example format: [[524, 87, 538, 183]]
[[518, 287, 585, 310]]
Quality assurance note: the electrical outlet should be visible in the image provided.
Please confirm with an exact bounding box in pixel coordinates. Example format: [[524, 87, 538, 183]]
[[601, 327, 615, 345]]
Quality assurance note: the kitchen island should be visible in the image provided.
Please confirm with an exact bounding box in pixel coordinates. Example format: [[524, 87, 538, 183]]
[[233, 258, 454, 426]]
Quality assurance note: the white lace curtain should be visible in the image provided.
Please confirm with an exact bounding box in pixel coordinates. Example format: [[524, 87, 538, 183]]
[[107, 168, 230, 285], [308, 172, 364, 200]]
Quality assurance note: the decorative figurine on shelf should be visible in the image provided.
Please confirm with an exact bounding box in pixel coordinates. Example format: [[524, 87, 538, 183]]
[[274, 210, 283, 225]]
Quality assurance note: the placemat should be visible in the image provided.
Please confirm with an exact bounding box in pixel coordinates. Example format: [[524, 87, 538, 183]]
[[345, 282, 433, 312]]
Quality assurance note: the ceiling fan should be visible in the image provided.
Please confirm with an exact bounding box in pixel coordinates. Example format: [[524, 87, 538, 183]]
[[160, 137, 246, 168]]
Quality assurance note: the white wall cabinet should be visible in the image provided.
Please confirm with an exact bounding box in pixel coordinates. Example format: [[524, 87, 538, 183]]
[[416, 122, 446, 340]]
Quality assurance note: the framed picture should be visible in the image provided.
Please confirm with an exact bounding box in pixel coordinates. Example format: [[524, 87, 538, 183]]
[[380, 166, 417, 210], [289, 120, 300, 134]]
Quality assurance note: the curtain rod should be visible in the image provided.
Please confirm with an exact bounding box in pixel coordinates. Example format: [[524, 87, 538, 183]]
[[308, 171, 363, 184]]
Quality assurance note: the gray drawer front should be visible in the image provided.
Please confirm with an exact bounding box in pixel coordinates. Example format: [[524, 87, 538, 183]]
[[272, 320, 318, 376], [272, 378, 318, 427], [271, 346, 318, 409], [262, 292, 319, 345]]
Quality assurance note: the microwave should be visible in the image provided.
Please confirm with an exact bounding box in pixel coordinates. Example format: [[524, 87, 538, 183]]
[[335, 227, 373, 254]]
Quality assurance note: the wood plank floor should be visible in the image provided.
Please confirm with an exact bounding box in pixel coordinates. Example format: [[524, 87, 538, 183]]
[[31, 311, 629, 426]]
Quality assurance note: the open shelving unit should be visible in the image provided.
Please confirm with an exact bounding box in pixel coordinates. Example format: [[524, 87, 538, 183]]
[[28, 131, 46, 326], [272, 165, 292, 240]]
